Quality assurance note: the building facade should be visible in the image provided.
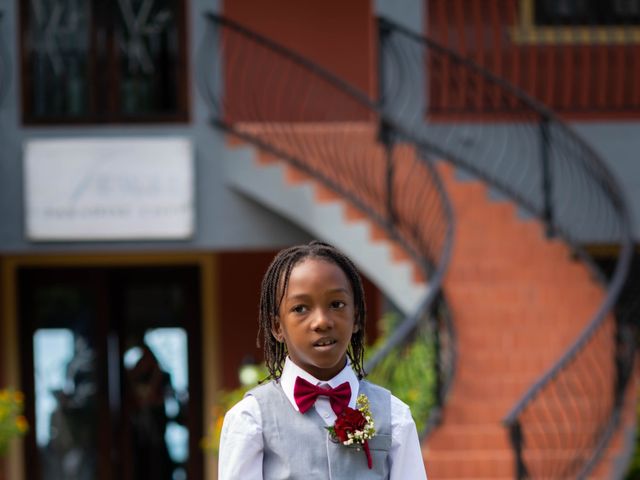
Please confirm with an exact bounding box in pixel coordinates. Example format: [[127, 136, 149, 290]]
[[1, 0, 639, 479]]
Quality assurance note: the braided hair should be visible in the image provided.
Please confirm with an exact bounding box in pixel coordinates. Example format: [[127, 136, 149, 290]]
[[258, 240, 367, 380]]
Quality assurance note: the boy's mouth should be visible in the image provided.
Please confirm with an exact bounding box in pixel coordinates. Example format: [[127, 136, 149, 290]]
[[313, 338, 337, 348]]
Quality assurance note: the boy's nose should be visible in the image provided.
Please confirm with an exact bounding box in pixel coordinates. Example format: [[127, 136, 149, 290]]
[[311, 309, 333, 330]]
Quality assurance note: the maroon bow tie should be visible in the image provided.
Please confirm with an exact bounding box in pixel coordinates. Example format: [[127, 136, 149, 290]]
[[293, 377, 351, 415]]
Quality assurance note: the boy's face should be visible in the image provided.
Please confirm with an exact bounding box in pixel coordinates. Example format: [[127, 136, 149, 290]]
[[272, 258, 358, 381]]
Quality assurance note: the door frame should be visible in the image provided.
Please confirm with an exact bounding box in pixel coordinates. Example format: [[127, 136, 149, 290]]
[[1, 252, 220, 480]]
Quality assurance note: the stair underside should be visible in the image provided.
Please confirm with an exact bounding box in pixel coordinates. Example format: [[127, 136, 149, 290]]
[[223, 132, 428, 315]]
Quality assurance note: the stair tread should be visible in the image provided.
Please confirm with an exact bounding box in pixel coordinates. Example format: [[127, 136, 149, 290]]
[[426, 162, 628, 479]]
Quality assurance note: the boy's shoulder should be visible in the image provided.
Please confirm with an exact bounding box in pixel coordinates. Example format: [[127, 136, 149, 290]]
[[360, 379, 413, 416], [359, 378, 391, 397], [244, 379, 281, 400]]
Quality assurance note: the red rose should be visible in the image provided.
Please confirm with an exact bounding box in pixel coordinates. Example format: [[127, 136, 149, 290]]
[[333, 407, 367, 442]]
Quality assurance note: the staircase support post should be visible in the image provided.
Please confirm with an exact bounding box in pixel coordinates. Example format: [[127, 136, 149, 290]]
[[509, 421, 528, 480], [377, 19, 396, 228], [380, 122, 396, 228], [540, 115, 554, 237], [433, 305, 442, 408]]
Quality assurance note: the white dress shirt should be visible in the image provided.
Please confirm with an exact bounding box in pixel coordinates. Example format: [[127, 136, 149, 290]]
[[219, 357, 428, 479]]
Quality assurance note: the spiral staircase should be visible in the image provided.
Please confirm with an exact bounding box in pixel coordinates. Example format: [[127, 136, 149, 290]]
[[198, 13, 637, 479]]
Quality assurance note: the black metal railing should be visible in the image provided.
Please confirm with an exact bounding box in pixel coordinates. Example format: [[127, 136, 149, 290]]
[[377, 16, 634, 479], [197, 13, 456, 435], [365, 293, 456, 436]]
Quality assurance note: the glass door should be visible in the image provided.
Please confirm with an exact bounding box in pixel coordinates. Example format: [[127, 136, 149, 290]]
[[112, 267, 201, 480], [18, 268, 109, 480], [18, 266, 202, 480]]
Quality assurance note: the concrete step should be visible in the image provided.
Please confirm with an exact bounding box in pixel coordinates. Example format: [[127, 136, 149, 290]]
[[224, 146, 428, 315]]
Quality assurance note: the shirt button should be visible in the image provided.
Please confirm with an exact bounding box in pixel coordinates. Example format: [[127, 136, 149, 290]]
[[323, 412, 330, 418]]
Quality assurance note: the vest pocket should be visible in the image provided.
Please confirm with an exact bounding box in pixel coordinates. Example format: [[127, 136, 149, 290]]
[[368, 433, 391, 451]]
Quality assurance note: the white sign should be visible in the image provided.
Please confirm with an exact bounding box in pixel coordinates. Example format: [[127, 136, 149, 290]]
[[25, 137, 194, 241]]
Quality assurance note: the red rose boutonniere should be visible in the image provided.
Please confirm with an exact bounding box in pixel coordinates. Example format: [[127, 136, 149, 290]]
[[326, 393, 376, 469]]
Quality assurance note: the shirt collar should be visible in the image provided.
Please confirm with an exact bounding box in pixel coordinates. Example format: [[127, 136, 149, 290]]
[[280, 356, 359, 411]]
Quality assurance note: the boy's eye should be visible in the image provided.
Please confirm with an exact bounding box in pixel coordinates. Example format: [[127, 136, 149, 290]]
[[330, 300, 346, 309], [292, 304, 308, 314]]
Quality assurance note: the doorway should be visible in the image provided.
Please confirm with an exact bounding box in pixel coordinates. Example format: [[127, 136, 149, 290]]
[[17, 266, 203, 480]]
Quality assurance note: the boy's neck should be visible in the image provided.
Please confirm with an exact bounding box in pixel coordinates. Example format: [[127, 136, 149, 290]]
[[283, 356, 351, 383]]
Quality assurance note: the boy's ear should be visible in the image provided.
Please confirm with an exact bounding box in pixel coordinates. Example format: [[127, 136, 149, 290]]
[[271, 316, 284, 342]]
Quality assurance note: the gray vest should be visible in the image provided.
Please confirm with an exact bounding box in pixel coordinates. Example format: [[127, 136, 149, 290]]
[[247, 380, 392, 480]]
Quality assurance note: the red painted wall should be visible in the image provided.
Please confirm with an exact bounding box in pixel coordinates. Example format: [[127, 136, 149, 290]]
[[221, 0, 375, 122], [218, 251, 273, 388], [218, 250, 382, 389]]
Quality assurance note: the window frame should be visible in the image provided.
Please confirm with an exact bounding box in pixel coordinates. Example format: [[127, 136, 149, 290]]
[[510, 0, 640, 45]]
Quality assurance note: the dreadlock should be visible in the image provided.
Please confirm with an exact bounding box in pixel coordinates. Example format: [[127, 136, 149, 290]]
[[258, 240, 367, 380]]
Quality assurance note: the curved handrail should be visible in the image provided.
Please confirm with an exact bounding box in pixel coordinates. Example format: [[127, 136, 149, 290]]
[[197, 13, 456, 435], [377, 16, 634, 478]]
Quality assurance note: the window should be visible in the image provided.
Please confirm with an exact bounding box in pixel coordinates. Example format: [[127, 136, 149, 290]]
[[510, 0, 640, 45], [20, 0, 188, 124], [535, 0, 640, 26]]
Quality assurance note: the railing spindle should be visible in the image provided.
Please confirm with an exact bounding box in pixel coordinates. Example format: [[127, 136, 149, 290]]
[[539, 114, 554, 237]]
